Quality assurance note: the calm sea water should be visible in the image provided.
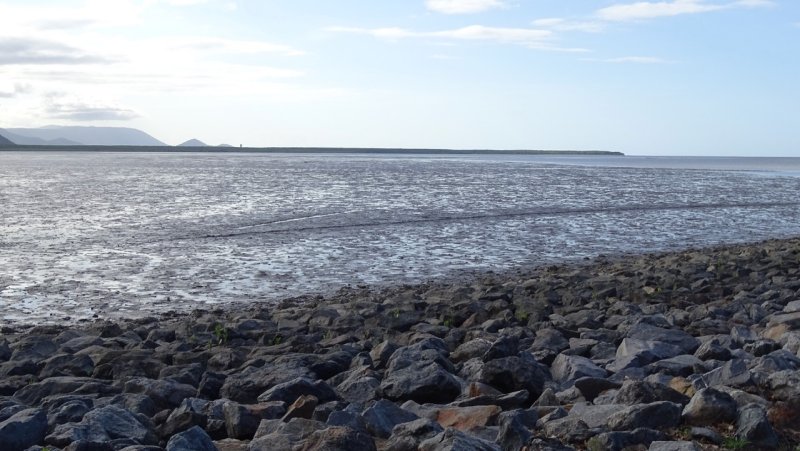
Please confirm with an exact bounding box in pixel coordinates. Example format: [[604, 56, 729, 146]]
[[2, 151, 800, 323]]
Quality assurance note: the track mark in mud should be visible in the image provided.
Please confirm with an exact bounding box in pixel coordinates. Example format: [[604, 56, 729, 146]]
[[197, 201, 800, 240]]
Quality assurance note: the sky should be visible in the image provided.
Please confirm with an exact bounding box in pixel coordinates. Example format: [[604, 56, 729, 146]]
[[0, 0, 798, 155]]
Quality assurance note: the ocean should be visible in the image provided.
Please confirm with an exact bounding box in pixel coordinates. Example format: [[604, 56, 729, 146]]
[[2, 151, 800, 323]]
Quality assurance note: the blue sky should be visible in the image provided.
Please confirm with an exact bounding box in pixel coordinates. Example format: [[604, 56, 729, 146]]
[[0, 0, 797, 155]]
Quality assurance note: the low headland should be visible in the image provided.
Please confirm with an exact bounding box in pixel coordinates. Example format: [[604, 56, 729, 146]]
[[0, 144, 624, 156], [1, 237, 799, 450]]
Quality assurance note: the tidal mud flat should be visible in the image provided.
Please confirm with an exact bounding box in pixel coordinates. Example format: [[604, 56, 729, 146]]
[[1, 237, 800, 450]]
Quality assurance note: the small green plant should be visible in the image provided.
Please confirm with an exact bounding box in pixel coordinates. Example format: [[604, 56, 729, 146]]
[[442, 316, 454, 328], [212, 324, 228, 345], [515, 310, 529, 323], [391, 308, 400, 318], [585, 437, 604, 451], [722, 436, 749, 450], [270, 334, 283, 346], [323, 330, 335, 340]]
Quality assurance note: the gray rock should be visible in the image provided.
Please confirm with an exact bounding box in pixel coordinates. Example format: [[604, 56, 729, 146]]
[[607, 402, 682, 431], [362, 399, 418, 439], [731, 325, 759, 346], [690, 426, 722, 445], [496, 410, 533, 451], [735, 404, 778, 448], [335, 373, 380, 404], [39, 354, 96, 378], [381, 358, 460, 404], [613, 338, 683, 371], [626, 323, 700, 354], [10, 336, 57, 361], [419, 428, 501, 451], [694, 339, 732, 361], [612, 380, 690, 406], [0, 408, 48, 451], [223, 401, 285, 440], [165, 425, 218, 451], [681, 388, 738, 426], [648, 441, 701, 450], [220, 365, 313, 403], [451, 339, 492, 363], [567, 403, 626, 428], [46, 405, 157, 447], [573, 377, 621, 402], [700, 359, 754, 389], [13, 377, 119, 405], [297, 426, 377, 451], [123, 378, 197, 410], [257, 377, 337, 404], [482, 335, 519, 361], [550, 354, 606, 384], [384, 418, 443, 451], [586, 428, 666, 451], [326, 410, 368, 433], [370, 340, 399, 369], [647, 355, 703, 377], [479, 353, 548, 402]]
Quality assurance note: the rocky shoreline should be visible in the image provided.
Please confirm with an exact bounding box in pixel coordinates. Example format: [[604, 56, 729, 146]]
[[1, 238, 799, 450]]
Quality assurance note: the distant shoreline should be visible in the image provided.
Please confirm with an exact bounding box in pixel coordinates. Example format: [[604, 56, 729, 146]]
[[0, 145, 624, 156]]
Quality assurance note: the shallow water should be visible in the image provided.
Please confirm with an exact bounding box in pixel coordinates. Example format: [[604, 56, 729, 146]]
[[2, 151, 800, 323]]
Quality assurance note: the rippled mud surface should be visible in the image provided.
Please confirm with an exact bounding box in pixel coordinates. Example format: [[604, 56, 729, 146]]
[[2, 152, 800, 323]]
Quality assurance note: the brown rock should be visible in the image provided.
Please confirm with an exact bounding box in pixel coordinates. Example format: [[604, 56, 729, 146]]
[[282, 395, 319, 421], [435, 405, 501, 431]]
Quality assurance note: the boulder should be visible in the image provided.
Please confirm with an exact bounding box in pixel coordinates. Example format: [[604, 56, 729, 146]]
[[550, 354, 606, 384], [479, 353, 548, 402], [681, 388, 738, 426], [384, 418, 443, 451], [297, 426, 377, 451], [0, 408, 48, 451], [607, 402, 682, 431], [123, 378, 197, 410], [419, 428, 501, 451], [257, 377, 337, 405], [735, 404, 778, 448], [362, 399, 418, 439], [46, 405, 157, 447], [165, 425, 218, 451]]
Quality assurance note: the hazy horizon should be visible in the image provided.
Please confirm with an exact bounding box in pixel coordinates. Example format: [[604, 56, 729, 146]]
[[1, 0, 798, 156]]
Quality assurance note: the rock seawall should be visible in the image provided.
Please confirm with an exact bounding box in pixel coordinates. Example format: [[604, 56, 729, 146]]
[[1, 238, 799, 450]]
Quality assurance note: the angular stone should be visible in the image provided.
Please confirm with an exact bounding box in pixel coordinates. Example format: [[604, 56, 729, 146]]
[[479, 353, 548, 402], [282, 394, 318, 422], [647, 355, 703, 377], [613, 338, 683, 371], [123, 378, 197, 410], [587, 428, 666, 451], [380, 359, 460, 404], [648, 441, 701, 451], [362, 399, 418, 439], [626, 323, 700, 354], [14, 377, 119, 405], [681, 388, 738, 426], [435, 405, 501, 432], [0, 408, 47, 451], [612, 380, 690, 406], [257, 377, 337, 405], [46, 405, 157, 447], [385, 418, 443, 451], [607, 402, 682, 431], [736, 404, 778, 448], [550, 354, 606, 384], [568, 403, 626, 428], [298, 426, 377, 451], [573, 377, 621, 402], [419, 428, 501, 451], [165, 425, 218, 451]]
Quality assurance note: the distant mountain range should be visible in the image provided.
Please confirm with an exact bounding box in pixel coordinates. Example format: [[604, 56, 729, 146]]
[[178, 138, 208, 147], [1, 126, 167, 146], [0, 132, 15, 146]]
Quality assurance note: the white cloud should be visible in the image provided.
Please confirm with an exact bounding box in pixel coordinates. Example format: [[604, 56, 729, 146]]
[[329, 25, 556, 47], [532, 18, 606, 33], [0, 83, 32, 98], [597, 0, 773, 22], [45, 96, 140, 121], [589, 56, 673, 64], [425, 0, 506, 14]]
